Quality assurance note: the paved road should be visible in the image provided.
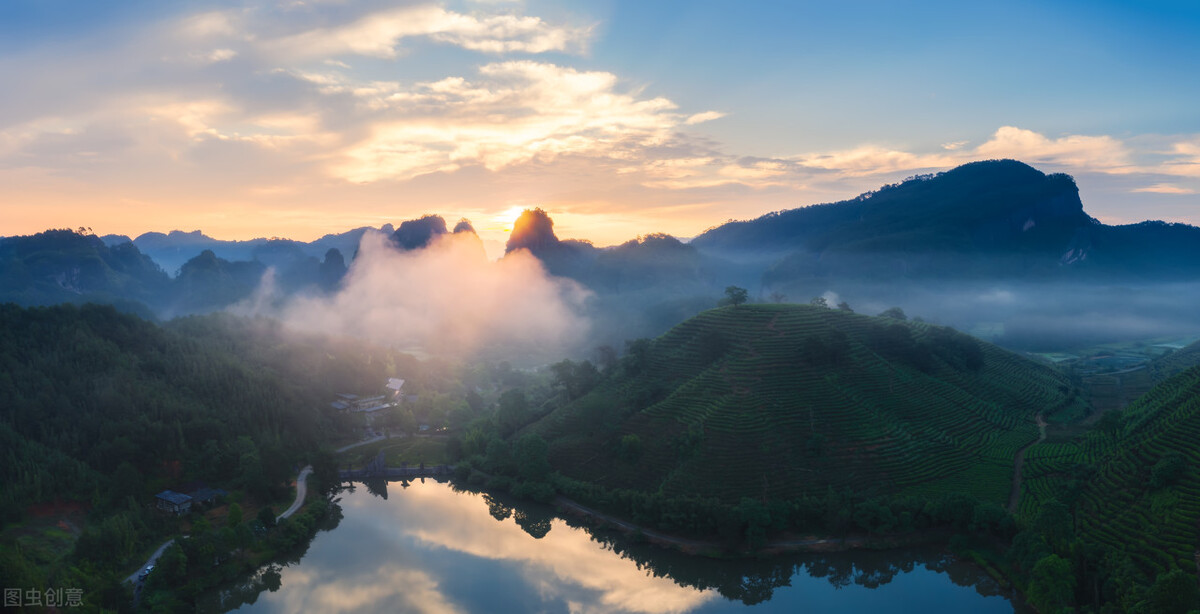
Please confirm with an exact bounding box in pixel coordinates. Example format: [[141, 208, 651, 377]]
[[335, 434, 387, 453], [124, 463, 312, 601], [278, 465, 313, 521], [124, 538, 176, 585]]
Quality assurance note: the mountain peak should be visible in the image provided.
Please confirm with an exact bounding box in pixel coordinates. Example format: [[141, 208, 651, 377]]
[[506, 208, 560, 254], [392, 215, 448, 250]]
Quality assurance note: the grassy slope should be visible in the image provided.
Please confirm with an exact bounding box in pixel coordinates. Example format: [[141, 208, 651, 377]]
[[1024, 365, 1200, 576], [531, 304, 1086, 505]]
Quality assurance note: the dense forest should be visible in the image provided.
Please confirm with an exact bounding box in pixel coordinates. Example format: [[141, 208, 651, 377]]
[[0, 303, 423, 611]]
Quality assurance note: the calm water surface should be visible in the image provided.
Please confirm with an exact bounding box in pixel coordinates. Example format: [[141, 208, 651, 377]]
[[223, 480, 1021, 613]]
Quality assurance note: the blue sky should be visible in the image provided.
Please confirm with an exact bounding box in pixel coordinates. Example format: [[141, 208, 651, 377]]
[[2, 0, 1198, 250]]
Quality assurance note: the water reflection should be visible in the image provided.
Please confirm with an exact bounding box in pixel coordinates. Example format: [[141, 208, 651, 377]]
[[224, 480, 1019, 613]]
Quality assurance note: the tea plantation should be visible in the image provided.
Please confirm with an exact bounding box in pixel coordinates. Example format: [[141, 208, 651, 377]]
[[529, 304, 1088, 505]]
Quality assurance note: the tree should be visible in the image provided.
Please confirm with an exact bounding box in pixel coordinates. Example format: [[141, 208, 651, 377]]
[[879, 307, 907, 320], [227, 502, 243, 528], [737, 497, 771, 550], [515, 433, 551, 482], [593, 345, 619, 373], [551, 359, 600, 400], [837, 301, 853, 312], [257, 505, 276, 529], [1035, 500, 1075, 552], [496, 389, 530, 437], [1146, 568, 1199, 614], [1027, 554, 1074, 613], [156, 543, 188, 586], [1150, 452, 1187, 488], [1096, 410, 1124, 439], [721, 286, 749, 307], [810, 296, 828, 308], [769, 292, 787, 304]]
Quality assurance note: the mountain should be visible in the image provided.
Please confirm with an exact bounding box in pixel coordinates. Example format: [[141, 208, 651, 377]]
[[7, 160, 1200, 352], [505, 208, 600, 279], [131, 230, 233, 275], [525, 303, 1086, 504], [0, 229, 169, 316], [390, 214, 482, 251], [690, 159, 1200, 283], [171, 249, 268, 314], [130, 226, 392, 275]]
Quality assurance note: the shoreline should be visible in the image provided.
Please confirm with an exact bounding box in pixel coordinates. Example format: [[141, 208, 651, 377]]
[[552, 494, 952, 557]]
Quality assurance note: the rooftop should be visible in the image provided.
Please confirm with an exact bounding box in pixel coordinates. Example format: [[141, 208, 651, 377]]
[[155, 490, 192, 505]]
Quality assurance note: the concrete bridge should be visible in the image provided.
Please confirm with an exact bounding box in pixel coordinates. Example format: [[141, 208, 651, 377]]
[[338, 449, 455, 481]]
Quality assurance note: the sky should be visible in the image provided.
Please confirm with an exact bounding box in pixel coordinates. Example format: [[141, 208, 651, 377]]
[[2, 0, 1199, 252]]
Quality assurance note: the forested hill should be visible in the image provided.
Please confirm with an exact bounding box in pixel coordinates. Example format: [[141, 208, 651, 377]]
[[0, 230, 349, 316], [0, 303, 408, 525], [0, 230, 170, 316], [1016, 364, 1200, 611], [693, 160, 1088, 256], [525, 303, 1088, 505], [690, 159, 1200, 281]]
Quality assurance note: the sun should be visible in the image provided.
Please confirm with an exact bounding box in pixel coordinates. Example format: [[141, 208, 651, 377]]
[[492, 206, 529, 233]]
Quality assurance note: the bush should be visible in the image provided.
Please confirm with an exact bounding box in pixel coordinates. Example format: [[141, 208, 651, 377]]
[[1150, 452, 1187, 488], [512, 480, 556, 504]]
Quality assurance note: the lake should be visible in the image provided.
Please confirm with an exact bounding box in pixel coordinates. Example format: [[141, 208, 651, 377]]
[[216, 480, 1023, 613]]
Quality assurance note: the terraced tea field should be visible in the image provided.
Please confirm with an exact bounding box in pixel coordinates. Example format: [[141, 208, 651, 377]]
[[532, 304, 1087, 504], [1022, 365, 1200, 575]]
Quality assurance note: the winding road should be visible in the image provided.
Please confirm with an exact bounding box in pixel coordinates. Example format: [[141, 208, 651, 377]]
[[335, 434, 387, 453], [125, 464, 313, 591], [123, 538, 176, 586], [278, 465, 313, 521]]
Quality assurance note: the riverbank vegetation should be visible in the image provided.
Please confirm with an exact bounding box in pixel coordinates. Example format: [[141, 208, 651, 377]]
[[0, 304, 410, 611]]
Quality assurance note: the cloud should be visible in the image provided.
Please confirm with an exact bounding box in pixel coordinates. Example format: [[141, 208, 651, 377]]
[[1161, 140, 1200, 178], [331, 61, 693, 182], [974, 126, 1133, 172], [684, 111, 725, 125], [791, 126, 1143, 178], [264, 5, 591, 60], [794, 145, 959, 176], [1131, 183, 1196, 195], [393, 484, 718, 614], [275, 567, 466, 614], [281, 231, 589, 357], [3, 0, 1199, 247]]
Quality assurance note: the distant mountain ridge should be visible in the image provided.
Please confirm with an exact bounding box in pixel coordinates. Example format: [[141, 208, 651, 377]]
[[108, 226, 392, 275], [6, 159, 1200, 350], [691, 159, 1200, 282], [0, 230, 349, 317]]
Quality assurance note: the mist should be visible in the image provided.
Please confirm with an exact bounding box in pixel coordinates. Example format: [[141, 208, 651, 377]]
[[279, 230, 590, 360], [786, 280, 1200, 352]]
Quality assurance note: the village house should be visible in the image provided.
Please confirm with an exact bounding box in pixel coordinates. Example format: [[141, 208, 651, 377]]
[[331, 379, 405, 413], [155, 490, 192, 515]]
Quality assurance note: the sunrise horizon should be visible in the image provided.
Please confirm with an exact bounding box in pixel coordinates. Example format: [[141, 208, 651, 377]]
[[4, 1, 1199, 249]]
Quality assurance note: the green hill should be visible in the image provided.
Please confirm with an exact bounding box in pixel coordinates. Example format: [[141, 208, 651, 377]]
[[0, 229, 169, 315], [1151, 340, 1200, 382], [1023, 364, 1200, 583], [528, 303, 1087, 505]]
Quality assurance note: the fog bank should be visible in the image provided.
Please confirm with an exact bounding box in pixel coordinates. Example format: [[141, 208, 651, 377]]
[[281, 231, 590, 358]]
